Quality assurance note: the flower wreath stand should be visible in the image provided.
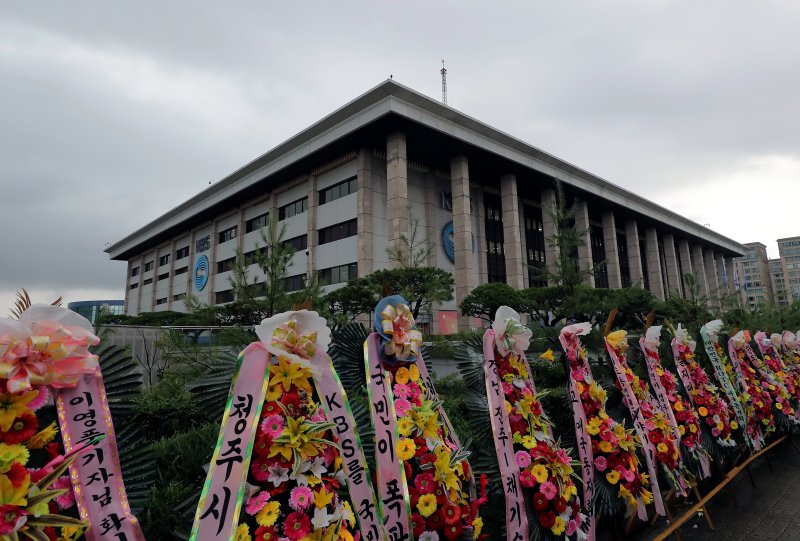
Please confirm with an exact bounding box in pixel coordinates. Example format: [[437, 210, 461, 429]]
[[191, 310, 382, 541], [558, 323, 653, 541], [481, 307, 586, 541], [780, 331, 800, 371], [0, 305, 144, 541], [364, 295, 486, 541], [754, 331, 800, 411]]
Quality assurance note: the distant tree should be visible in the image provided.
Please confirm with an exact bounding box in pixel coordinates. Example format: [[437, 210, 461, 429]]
[[459, 283, 522, 322], [386, 206, 433, 269]]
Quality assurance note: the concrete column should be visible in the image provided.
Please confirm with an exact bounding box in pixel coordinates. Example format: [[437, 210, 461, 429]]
[[501, 175, 525, 290], [356, 149, 375, 276], [519, 202, 529, 289], [386, 132, 409, 268], [691, 245, 709, 297], [475, 190, 488, 285], [208, 221, 219, 304], [423, 173, 438, 269], [645, 228, 665, 300], [662, 233, 681, 298], [452, 156, 475, 331], [625, 220, 644, 287], [704, 248, 720, 294], [601, 211, 622, 289], [541, 189, 559, 285], [678, 239, 693, 296], [724, 257, 735, 293], [307, 175, 318, 275], [574, 199, 595, 287], [124, 261, 132, 314]]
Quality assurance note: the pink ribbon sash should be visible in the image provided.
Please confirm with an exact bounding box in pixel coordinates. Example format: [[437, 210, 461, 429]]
[[364, 334, 412, 541], [310, 349, 385, 540], [56, 369, 145, 541], [191, 343, 270, 541], [482, 330, 529, 540], [724, 340, 765, 451], [604, 342, 666, 515]]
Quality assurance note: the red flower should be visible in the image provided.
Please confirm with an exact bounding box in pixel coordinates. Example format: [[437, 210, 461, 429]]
[[553, 497, 567, 514], [6, 463, 27, 487], [426, 508, 444, 530], [519, 470, 536, 488], [411, 513, 425, 537], [0, 505, 28, 534], [0, 413, 37, 444], [532, 492, 548, 511], [442, 520, 464, 540], [538, 510, 556, 529], [284, 511, 312, 540], [281, 392, 301, 412], [414, 472, 436, 495], [254, 525, 278, 541], [441, 501, 461, 525], [250, 457, 272, 482]]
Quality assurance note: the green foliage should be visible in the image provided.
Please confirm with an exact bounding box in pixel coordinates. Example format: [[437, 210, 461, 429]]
[[459, 283, 522, 322], [132, 378, 207, 441]]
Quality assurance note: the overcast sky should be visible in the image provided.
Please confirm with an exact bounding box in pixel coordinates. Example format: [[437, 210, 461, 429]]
[[2, 1, 799, 316]]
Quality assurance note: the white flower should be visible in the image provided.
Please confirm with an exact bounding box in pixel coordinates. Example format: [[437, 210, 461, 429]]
[[267, 464, 289, 486], [311, 507, 334, 529], [675, 324, 696, 352], [333, 501, 354, 524], [309, 457, 327, 478], [771, 333, 782, 347], [783, 331, 798, 350], [255, 310, 331, 374], [731, 331, 747, 350], [561, 322, 592, 338], [335, 469, 347, 485], [492, 306, 532, 356], [702, 320, 724, 342], [419, 532, 440, 541], [643, 325, 662, 352]]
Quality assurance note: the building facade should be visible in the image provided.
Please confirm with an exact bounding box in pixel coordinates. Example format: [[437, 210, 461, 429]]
[[734, 243, 773, 310], [777, 236, 800, 306], [68, 300, 125, 324], [106, 80, 745, 332]]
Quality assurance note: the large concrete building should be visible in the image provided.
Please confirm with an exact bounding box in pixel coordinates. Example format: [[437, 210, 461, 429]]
[[734, 243, 773, 310], [106, 80, 745, 333]]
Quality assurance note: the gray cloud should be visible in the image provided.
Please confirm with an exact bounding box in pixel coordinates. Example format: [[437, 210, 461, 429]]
[[2, 1, 800, 312]]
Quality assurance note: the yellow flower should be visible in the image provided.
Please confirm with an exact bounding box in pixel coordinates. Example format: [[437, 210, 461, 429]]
[[656, 443, 668, 454], [531, 464, 548, 484], [397, 438, 416, 461], [697, 407, 708, 417], [315, 486, 334, 509], [270, 357, 312, 394], [266, 383, 283, 401], [0, 391, 37, 432], [598, 441, 613, 453], [59, 525, 85, 541], [674, 401, 683, 412], [606, 330, 628, 351], [397, 417, 414, 436], [417, 494, 438, 517], [606, 471, 620, 485], [0, 473, 28, 506], [235, 524, 251, 541], [0, 444, 28, 473], [27, 421, 59, 449], [730, 420, 739, 430], [341, 501, 356, 527], [338, 529, 354, 541], [521, 435, 536, 449], [641, 488, 654, 504], [472, 517, 484, 537], [618, 484, 636, 507], [433, 448, 460, 493], [256, 501, 281, 526], [395, 367, 410, 385], [678, 425, 686, 435], [538, 349, 555, 362], [589, 382, 607, 403], [408, 364, 420, 382], [776, 402, 784, 411], [551, 516, 566, 536]]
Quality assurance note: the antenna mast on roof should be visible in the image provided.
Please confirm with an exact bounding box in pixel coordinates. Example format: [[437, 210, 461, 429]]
[[440, 59, 447, 105]]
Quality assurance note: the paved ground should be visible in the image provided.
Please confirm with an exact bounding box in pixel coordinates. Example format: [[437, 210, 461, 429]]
[[644, 436, 800, 540]]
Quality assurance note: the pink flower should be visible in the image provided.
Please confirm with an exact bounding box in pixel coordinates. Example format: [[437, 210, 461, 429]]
[[52, 476, 76, 510], [289, 486, 314, 511], [594, 456, 607, 472], [519, 469, 536, 488], [395, 398, 412, 417], [556, 448, 570, 465], [711, 427, 721, 437], [394, 383, 411, 399], [566, 519, 578, 536], [245, 491, 271, 515], [27, 385, 50, 411], [260, 414, 285, 439], [501, 381, 513, 395], [407, 383, 422, 401], [310, 406, 326, 422], [515, 451, 531, 469], [623, 469, 635, 482], [540, 481, 558, 500]]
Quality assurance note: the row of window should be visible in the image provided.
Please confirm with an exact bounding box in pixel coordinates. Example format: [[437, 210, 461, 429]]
[[319, 176, 357, 204]]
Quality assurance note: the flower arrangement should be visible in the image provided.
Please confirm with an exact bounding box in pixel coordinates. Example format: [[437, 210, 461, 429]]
[[755, 332, 800, 405], [727, 331, 779, 437], [233, 312, 359, 541], [372, 296, 486, 541], [487, 307, 585, 539], [672, 326, 738, 450], [781, 331, 800, 371], [605, 330, 689, 497], [559, 324, 653, 519], [640, 326, 711, 478]]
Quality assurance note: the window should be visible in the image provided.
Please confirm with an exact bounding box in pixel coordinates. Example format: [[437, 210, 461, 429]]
[[279, 197, 308, 220], [246, 212, 269, 233], [217, 257, 235, 274], [130, 266, 140, 277], [159, 254, 170, 266], [175, 266, 188, 276], [143, 278, 153, 285], [524, 204, 547, 287], [173, 293, 186, 301], [175, 246, 189, 260], [284, 235, 308, 251], [484, 193, 505, 283], [156, 297, 167, 306], [486, 206, 502, 221], [319, 263, 357, 285], [617, 233, 631, 288], [215, 290, 235, 304], [218, 226, 237, 244], [158, 272, 169, 281], [144, 261, 154, 272], [590, 225, 608, 288], [318, 220, 357, 245], [284, 274, 305, 292], [319, 176, 357, 204], [130, 283, 138, 290], [244, 248, 267, 266]]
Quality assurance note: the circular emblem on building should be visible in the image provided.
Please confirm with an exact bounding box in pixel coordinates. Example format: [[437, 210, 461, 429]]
[[194, 255, 209, 291], [441, 221, 475, 264]]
